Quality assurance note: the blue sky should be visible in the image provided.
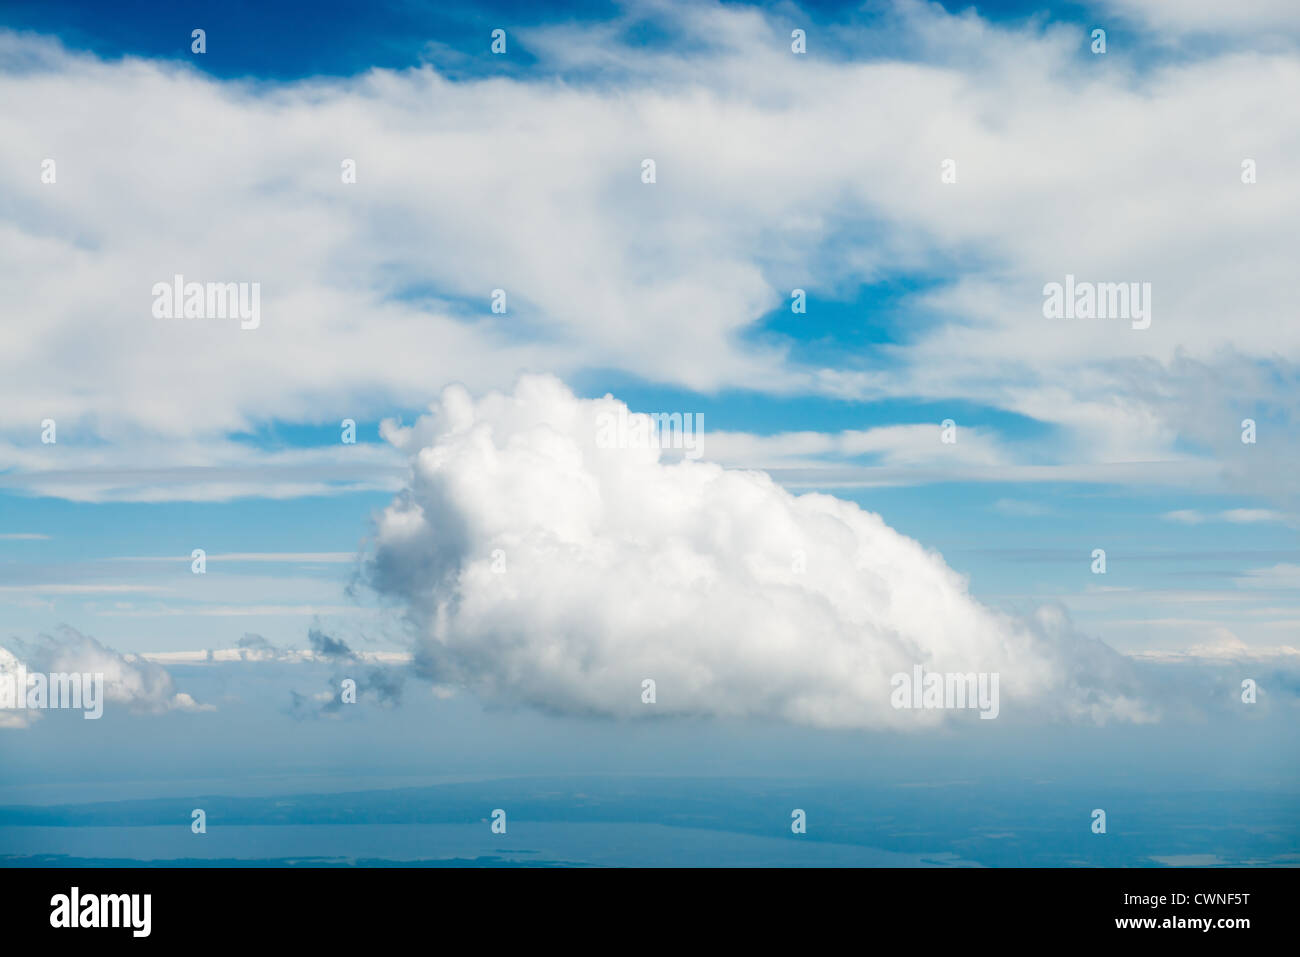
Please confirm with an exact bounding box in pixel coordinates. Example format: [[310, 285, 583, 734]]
[[1, 1, 1103, 78], [0, 0, 1297, 864]]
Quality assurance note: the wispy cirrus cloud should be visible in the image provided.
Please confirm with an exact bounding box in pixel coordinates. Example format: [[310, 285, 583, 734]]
[[1164, 508, 1294, 526]]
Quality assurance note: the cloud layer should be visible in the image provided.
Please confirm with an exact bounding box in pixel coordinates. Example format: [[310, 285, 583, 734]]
[[1, 1, 1298, 499]]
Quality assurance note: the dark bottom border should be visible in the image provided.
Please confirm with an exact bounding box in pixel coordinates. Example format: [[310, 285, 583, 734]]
[[1, 866, 1287, 943]]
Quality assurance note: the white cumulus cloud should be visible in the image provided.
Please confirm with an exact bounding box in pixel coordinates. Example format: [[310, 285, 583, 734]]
[[0, 628, 211, 727], [367, 376, 1153, 729]]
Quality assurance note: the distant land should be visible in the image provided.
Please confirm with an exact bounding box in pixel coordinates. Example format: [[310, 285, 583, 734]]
[[2, 777, 1296, 867]]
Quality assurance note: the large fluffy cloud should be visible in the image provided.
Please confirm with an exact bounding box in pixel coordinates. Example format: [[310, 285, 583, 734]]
[[367, 376, 1153, 728]]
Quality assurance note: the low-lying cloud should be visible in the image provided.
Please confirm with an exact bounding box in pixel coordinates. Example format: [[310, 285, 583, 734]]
[[0, 627, 208, 728]]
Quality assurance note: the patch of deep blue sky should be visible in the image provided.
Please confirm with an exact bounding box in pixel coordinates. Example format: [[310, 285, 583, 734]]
[[4, 1, 1108, 82]]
